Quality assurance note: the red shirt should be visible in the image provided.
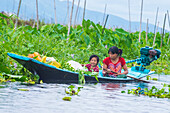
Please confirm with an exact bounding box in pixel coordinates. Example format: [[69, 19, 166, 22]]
[[85, 64, 99, 72], [103, 57, 126, 76]]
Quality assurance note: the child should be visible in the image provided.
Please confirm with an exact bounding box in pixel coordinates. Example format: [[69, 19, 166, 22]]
[[102, 46, 128, 77], [85, 55, 99, 72]]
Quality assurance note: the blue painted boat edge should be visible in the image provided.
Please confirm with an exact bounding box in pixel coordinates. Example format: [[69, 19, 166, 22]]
[[7, 53, 30, 61], [7, 53, 79, 75]]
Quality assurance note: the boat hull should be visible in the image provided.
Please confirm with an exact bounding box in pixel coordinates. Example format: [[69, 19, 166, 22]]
[[7, 53, 154, 83]]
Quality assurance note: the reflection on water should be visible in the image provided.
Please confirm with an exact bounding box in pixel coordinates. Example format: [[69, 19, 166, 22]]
[[101, 83, 124, 90], [0, 75, 170, 113], [101, 82, 149, 91]]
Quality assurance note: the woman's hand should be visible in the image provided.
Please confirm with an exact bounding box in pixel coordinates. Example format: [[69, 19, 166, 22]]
[[106, 69, 111, 73], [102, 68, 111, 74], [114, 72, 123, 76]]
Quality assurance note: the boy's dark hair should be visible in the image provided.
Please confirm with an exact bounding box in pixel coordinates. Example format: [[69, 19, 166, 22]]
[[89, 55, 99, 64], [108, 46, 123, 56]]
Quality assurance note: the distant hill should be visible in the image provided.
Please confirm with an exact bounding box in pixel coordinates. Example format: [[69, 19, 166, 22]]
[[0, 0, 163, 32]]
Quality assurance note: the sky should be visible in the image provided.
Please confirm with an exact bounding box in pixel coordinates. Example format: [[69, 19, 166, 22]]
[[60, 0, 170, 30]]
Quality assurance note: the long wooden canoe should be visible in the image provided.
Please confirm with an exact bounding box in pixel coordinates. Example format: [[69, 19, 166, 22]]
[[7, 53, 154, 83]]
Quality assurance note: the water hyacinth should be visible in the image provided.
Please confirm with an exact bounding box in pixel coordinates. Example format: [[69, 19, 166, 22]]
[[14, 63, 17, 68], [105, 45, 107, 48], [71, 54, 74, 58], [66, 38, 69, 43]]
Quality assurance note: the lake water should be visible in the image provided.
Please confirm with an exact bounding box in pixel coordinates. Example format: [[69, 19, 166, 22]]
[[0, 74, 170, 113]]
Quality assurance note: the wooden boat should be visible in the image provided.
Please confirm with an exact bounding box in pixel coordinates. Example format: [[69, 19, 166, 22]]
[[7, 53, 155, 83]]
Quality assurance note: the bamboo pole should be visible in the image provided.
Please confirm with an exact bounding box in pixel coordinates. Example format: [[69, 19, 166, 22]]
[[102, 14, 109, 34], [139, 0, 143, 42], [167, 10, 170, 44], [154, 7, 159, 34], [146, 18, 149, 44], [153, 22, 159, 46], [113, 25, 115, 31], [70, 0, 74, 26], [82, 0, 86, 21], [12, 0, 15, 13], [7, 0, 9, 13], [63, 0, 69, 25], [54, 0, 57, 24], [67, 0, 70, 25], [32, 20, 36, 28], [67, 0, 74, 36], [167, 10, 170, 27], [24, 4, 27, 20], [167, 34, 170, 44], [161, 13, 167, 48], [36, 0, 39, 30], [73, 0, 80, 27], [14, 0, 22, 29], [128, 0, 131, 33], [102, 4, 107, 26], [77, 4, 81, 25], [43, 11, 45, 23]]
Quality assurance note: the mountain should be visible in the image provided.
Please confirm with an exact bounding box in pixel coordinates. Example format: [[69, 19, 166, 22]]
[[0, 0, 163, 32]]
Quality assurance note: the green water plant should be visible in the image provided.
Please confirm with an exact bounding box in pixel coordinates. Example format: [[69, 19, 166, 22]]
[[62, 97, 72, 101], [65, 85, 83, 96], [123, 84, 170, 98], [63, 85, 83, 101], [18, 88, 29, 91]]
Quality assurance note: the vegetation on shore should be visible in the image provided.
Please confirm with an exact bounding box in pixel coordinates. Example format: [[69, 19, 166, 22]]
[[0, 13, 169, 83]]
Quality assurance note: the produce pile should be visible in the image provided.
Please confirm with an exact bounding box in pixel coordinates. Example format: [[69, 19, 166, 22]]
[[28, 52, 61, 68]]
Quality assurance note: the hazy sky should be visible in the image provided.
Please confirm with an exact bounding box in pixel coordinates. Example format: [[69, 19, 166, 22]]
[[60, 0, 170, 30]]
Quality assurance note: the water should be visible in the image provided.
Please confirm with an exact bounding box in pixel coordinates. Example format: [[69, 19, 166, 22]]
[[0, 74, 170, 113]]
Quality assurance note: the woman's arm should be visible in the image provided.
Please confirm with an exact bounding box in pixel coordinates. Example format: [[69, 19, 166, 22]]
[[122, 64, 128, 75], [114, 64, 128, 75], [102, 63, 111, 74]]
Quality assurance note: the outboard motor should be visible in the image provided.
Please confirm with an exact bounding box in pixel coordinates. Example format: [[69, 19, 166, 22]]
[[126, 46, 161, 73]]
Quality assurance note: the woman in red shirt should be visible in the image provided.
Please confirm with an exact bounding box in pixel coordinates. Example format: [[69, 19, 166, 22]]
[[102, 46, 128, 77]]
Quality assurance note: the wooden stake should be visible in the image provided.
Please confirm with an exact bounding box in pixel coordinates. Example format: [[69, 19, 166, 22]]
[[82, 0, 86, 21], [14, 0, 22, 29], [36, 0, 39, 30], [154, 7, 159, 34], [128, 0, 131, 33], [67, 0, 70, 25], [139, 0, 143, 42], [102, 14, 109, 34], [7, 0, 9, 13], [102, 4, 107, 26], [24, 4, 27, 20], [67, 0, 74, 36], [153, 22, 159, 46], [167, 34, 170, 44], [161, 13, 167, 48], [167, 10, 170, 44], [167, 10, 170, 27], [12, 0, 15, 13], [73, 0, 80, 27], [32, 20, 36, 28], [146, 18, 149, 44], [54, 0, 57, 24]]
